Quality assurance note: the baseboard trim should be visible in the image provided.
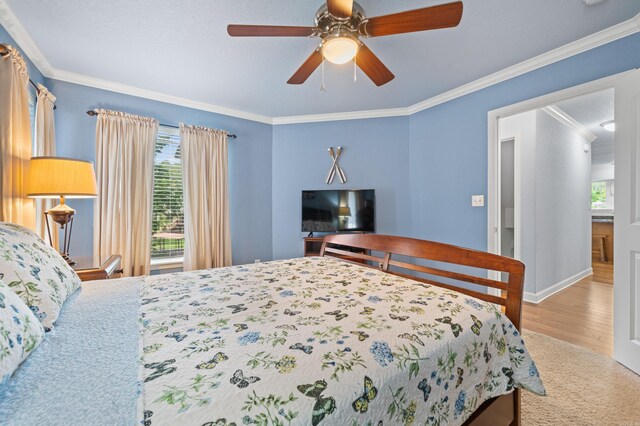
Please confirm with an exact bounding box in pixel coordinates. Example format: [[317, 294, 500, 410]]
[[524, 267, 593, 304]]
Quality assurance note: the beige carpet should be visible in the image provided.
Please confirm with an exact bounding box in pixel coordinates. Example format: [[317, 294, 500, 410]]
[[521, 330, 640, 425]]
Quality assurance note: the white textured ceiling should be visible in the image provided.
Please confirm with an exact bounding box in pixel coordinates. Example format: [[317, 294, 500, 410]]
[[3, 0, 640, 118], [555, 88, 614, 166]]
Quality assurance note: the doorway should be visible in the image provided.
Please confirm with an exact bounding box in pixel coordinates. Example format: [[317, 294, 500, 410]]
[[488, 77, 622, 359]]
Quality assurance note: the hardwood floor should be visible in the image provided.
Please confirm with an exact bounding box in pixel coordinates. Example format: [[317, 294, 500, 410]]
[[592, 258, 613, 285], [522, 265, 613, 356]]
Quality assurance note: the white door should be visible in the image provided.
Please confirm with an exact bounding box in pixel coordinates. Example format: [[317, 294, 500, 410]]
[[614, 68, 640, 375]]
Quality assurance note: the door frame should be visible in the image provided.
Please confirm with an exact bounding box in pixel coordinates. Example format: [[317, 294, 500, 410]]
[[486, 71, 629, 287]]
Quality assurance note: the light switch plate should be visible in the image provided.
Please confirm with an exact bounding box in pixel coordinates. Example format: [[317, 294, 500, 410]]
[[472, 195, 485, 207]]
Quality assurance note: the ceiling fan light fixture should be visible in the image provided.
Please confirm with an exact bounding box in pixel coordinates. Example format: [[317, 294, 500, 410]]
[[322, 36, 359, 64]]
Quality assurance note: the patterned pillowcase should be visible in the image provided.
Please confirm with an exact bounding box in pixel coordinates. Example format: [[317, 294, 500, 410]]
[[0, 279, 45, 385], [0, 222, 81, 330]]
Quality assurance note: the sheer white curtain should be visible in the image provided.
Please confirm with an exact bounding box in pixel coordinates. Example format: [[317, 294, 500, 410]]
[[34, 84, 59, 249], [93, 109, 158, 276], [180, 123, 231, 271], [0, 45, 34, 228]]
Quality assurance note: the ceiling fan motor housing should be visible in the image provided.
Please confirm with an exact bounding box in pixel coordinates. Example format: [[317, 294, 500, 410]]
[[314, 1, 368, 40]]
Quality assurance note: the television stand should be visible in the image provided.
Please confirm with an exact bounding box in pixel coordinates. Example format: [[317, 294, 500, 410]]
[[303, 236, 369, 264]]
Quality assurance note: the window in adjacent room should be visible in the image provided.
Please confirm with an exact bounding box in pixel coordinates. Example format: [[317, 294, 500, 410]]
[[591, 180, 614, 210], [151, 126, 184, 263]]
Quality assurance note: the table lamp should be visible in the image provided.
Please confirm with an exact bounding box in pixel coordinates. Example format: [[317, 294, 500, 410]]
[[27, 157, 98, 265], [338, 206, 351, 229]]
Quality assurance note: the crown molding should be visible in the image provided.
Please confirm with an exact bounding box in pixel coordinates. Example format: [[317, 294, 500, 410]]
[[0, 0, 272, 125], [1, 0, 639, 126], [274, 12, 640, 125], [406, 12, 640, 116], [50, 68, 273, 125], [272, 106, 408, 125], [541, 105, 598, 143], [0, 0, 53, 75]]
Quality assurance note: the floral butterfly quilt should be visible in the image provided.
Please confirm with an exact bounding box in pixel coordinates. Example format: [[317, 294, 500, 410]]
[[140, 257, 545, 426]]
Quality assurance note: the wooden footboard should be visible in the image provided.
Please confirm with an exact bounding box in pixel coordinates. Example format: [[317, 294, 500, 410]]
[[320, 234, 525, 425], [463, 390, 520, 426]]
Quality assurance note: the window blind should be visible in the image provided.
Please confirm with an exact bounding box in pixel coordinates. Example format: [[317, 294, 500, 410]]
[[151, 126, 184, 260]]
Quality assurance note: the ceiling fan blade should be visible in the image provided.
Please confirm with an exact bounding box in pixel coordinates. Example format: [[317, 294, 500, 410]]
[[327, 0, 353, 19], [361, 1, 463, 37], [227, 25, 316, 37], [287, 49, 324, 85], [356, 43, 395, 86]]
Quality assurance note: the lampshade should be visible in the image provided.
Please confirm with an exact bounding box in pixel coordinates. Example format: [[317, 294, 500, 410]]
[[322, 36, 359, 65], [27, 157, 98, 199], [338, 206, 352, 217]]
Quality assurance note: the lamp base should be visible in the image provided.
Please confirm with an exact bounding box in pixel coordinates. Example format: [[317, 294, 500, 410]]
[[44, 196, 76, 264], [47, 198, 76, 227]]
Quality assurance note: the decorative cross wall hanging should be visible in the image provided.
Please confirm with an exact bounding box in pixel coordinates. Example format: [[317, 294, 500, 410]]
[[325, 146, 347, 184]]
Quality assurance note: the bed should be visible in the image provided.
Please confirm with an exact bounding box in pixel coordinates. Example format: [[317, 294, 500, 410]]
[[0, 233, 545, 426]]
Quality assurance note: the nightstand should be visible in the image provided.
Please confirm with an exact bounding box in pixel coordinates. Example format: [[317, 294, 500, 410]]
[[72, 254, 123, 281]]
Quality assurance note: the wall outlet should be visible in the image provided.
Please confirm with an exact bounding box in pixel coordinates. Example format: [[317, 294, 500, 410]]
[[254, 259, 261, 263], [472, 195, 485, 207]]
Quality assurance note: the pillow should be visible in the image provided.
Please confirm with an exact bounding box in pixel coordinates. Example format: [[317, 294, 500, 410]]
[[0, 222, 81, 330], [0, 279, 45, 385]]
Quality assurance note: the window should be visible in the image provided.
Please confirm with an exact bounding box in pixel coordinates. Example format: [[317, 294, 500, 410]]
[[151, 126, 184, 261], [591, 181, 606, 209]]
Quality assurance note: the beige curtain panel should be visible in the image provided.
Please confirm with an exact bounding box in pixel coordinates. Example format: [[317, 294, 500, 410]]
[[180, 123, 232, 271], [93, 109, 158, 277], [0, 45, 34, 228], [34, 84, 59, 249]]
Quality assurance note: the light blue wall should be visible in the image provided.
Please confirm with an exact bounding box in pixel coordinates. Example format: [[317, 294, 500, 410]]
[[5, 19, 640, 269], [272, 117, 411, 260], [409, 32, 640, 254], [52, 30, 640, 265], [271, 32, 640, 266], [45, 80, 273, 266]]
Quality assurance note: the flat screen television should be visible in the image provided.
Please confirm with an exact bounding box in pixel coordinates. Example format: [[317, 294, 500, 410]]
[[302, 189, 375, 233]]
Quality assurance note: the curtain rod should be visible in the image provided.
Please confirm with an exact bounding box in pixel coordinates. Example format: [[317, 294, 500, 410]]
[[0, 42, 57, 110], [86, 110, 237, 139]]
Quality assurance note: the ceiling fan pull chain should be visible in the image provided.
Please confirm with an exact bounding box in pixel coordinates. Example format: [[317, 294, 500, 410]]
[[353, 57, 357, 83], [320, 59, 327, 93]]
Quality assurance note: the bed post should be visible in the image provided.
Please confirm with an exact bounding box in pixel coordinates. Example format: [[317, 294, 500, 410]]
[[510, 389, 521, 426], [505, 267, 525, 331], [319, 241, 328, 256]]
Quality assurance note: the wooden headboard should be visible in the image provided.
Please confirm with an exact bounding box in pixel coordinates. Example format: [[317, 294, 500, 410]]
[[320, 234, 526, 330]]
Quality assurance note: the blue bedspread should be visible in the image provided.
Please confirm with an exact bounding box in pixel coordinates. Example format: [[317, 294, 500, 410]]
[[0, 278, 141, 426]]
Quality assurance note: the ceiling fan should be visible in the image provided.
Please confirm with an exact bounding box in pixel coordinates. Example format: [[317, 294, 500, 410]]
[[227, 0, 463, 87]]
